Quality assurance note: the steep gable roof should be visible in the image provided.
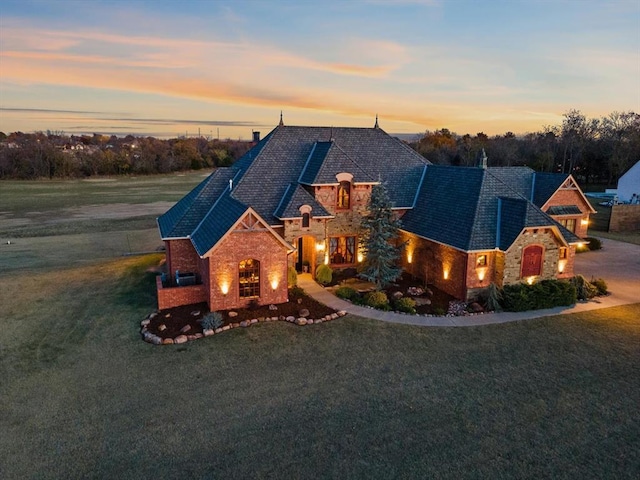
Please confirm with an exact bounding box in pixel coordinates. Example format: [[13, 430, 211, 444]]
[[298, 140, 376, 185], [532, 172, 570, 207], [274, 183, 333, 219], [158, 168, 239, 239]]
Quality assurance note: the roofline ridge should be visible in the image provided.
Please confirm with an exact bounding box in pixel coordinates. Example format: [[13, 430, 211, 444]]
[[159, 171, 215, 238], [273, 183, 293, 218], [298, 141, 318, 184], [330, 141, 376, 181]]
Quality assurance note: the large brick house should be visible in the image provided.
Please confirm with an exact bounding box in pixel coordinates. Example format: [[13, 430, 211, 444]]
[[156, 122, 595, 310]]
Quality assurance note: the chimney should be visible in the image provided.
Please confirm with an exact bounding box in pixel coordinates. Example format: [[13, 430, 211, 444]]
[[252, 131, 260, 143], [478, 149, 488, 169]]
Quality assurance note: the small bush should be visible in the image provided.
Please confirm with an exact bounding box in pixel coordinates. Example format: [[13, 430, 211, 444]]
[[289, 285, 304, 297], [201, 311, 224, 330], [585, 237, 602, 251], [335, 285, 358, 300], [365, 291, 389, 309], [485, 283, 503, 312], [590, 278, 608, 296], [570, 274, 599, 300], [315, 264, 333, 285], [433, 307, 446, 316], [394, 296, 416, 314], [287, 266, 298, 287]]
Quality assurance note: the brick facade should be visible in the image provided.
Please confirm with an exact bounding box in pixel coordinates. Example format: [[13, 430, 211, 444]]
[[543, 185, 593, 238], [156, 276, 208, 310], [399, 227, 573, 301], [205, 229, 290, 311]]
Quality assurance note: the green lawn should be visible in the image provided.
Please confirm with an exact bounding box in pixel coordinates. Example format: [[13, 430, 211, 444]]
[[1, 255, 638, 479], [1, 175, 639, 478]]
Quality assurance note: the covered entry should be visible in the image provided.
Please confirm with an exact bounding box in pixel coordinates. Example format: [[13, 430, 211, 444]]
[[295, 235, 317, 273]]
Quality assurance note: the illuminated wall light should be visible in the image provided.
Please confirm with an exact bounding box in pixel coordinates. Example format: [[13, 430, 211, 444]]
[[577, 242, 585, 249], [581, 219, 589, 226], [220, 282, 230, 295], [357, 252, 364, 263], [477, 267, 487, 282], [271, 279, 279, 291], [316, 242, 325, 252], [407, 252, 413, 264], [558, 259, 567, 273], [443, 268, 450, 280]]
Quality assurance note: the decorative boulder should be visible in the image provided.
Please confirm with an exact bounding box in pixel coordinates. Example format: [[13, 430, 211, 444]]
[[298, 308, 310, 318], [228, 311, 238, 318], [174, 335, 188, 344]]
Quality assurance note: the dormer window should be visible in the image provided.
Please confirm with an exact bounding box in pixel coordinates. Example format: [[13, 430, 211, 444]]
[[299, 204, 312, 229], [337, 181, 350, 209]]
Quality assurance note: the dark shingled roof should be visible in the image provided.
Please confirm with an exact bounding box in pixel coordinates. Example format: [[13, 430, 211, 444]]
[[402, 165, 579, 251], [532, 172, 569, 207], [547, 205, 582, 216], [298, 140, 375, 185], [190, 192, 249, 256], [158, 168, 238, 239], [274, 183, 333, 219], [158, 125, 579, 257]]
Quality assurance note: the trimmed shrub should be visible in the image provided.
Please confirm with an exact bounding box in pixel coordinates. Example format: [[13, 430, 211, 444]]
[[590, 278, 608, 296], [201, 311, 224, 330], [287, 266, 298, 287], [485, 282, 503, 312], [570, 274, 598, 300], [335, 285, 358, 301], [365, 291, 389, 309], [289, 285, 304, 297], [585, 237, 602, 251], [501, 280, 576, 312], [394, 296, 416, 314], [315, 264, 333, 285]]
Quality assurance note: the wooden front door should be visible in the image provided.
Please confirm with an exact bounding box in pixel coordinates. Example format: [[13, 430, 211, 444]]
[[522, 245, 543, 277]]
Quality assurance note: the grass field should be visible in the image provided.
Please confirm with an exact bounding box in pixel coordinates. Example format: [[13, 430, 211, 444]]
[[1, 174, 639, 478]]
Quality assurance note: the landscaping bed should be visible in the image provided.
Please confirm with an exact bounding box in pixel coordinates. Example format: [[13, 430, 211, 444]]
[[142, 287, 340, 344]]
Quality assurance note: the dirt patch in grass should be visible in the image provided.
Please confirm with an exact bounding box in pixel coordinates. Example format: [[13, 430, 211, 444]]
[[146, 288, 338, 339]]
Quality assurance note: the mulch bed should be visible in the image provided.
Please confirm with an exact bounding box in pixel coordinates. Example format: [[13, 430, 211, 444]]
[[383, 273, 457, 315], [146, 288, 337, 340]]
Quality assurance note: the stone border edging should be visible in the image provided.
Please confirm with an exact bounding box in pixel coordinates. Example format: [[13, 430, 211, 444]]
[[140, 310, 348, 345]]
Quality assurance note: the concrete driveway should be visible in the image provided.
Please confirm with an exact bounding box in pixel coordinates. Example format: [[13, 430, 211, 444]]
[[574, 237, 640, 307]]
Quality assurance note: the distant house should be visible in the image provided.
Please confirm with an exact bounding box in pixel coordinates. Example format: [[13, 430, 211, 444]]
[[616, 160, 640, 204], [156, 121, 594, 311]]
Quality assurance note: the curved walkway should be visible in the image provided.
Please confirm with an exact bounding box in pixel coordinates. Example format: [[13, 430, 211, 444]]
[[298, 237, 640, 327]]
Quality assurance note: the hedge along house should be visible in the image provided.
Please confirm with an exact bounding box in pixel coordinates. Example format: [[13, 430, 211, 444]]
[[156, 120, 593, 311]]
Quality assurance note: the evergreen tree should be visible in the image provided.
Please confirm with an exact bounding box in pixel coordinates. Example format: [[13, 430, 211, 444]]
[[359, 182, 403, 289]]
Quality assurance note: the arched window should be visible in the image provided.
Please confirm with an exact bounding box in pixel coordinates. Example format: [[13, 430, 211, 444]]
[[521, 245, 543, 277], [302, 212, 310, 228], [239, 259, 260, 298], [337, 181, 350, 209]]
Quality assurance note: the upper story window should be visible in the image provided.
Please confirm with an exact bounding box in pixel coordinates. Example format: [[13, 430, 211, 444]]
[[337, 181, 351, 209], [560, 218, 576, 233], [302, 212, 310, 228]]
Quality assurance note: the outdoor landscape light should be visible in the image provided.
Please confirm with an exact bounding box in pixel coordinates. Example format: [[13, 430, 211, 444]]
[[271, 279, 278, 291], [220, 282, 229, 295]]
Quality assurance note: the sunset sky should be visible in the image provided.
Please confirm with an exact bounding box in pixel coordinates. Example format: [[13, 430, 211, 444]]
[[1, 0, 638, 139]]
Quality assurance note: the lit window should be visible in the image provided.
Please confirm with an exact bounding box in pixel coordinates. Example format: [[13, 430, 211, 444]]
[[239, 259, 260, 298], [477, 254, 487, 267], [329, 236, 356, 264], [559, 247, 568, 259], [337, 181, 350, 209], [560, 218, 576, 233]]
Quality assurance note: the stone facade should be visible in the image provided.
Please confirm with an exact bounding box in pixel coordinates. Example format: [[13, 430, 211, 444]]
[[503, 228, 565, 285]]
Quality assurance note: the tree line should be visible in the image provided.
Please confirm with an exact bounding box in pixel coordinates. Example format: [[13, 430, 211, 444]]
[[0, 132, 252, 179], [410, 110, 639, 185], [1, 109, 638, 184]]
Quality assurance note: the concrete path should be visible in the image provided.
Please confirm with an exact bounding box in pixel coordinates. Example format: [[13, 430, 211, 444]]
[[297, 237, 640, 327]]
